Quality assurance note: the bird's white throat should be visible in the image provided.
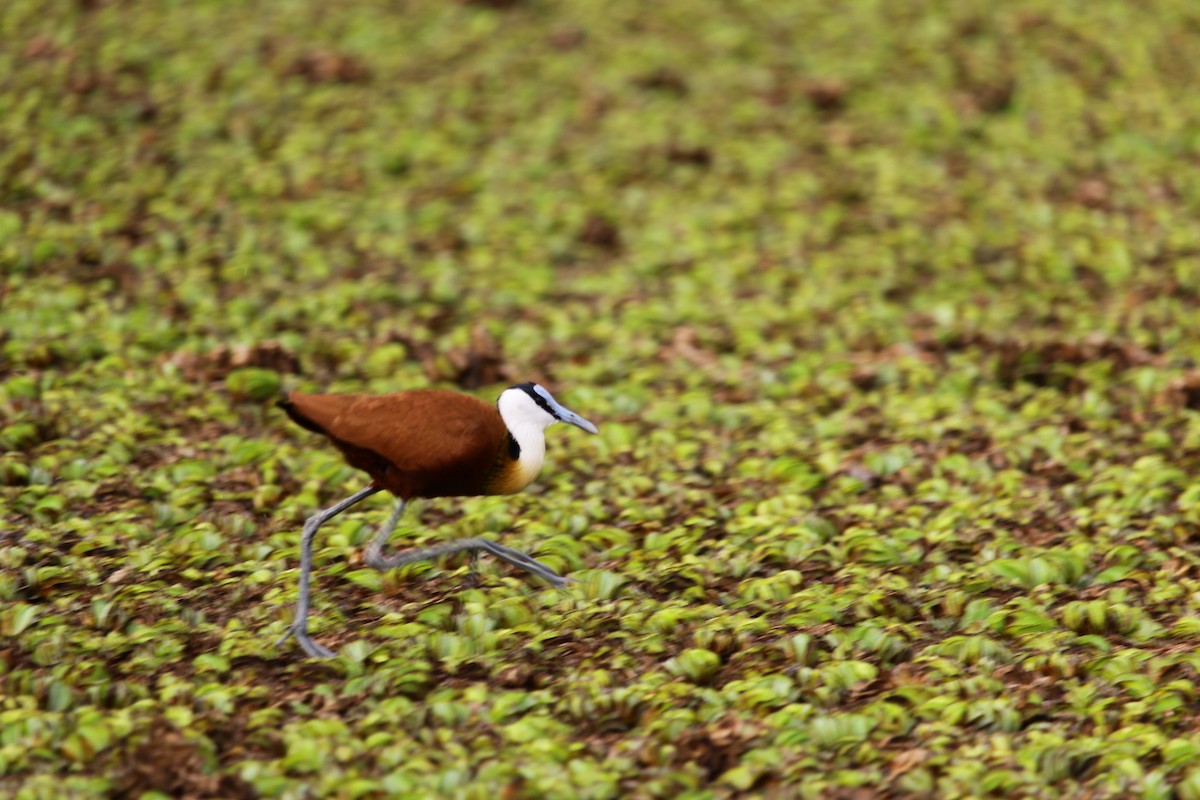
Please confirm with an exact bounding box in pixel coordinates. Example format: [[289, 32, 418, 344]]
[[507, 419, 548, 485]]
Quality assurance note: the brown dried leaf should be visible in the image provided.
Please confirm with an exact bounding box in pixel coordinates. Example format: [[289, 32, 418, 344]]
[[577, 214, 622, 251], [285, 50, 372, 84], [169, 342, 301, 382], [1165, 371, 1200, 411], [804, 78, 848, 111], [443, 326, 517, 389], [660, 326, 720, 370], [888, 747, 931, 778]]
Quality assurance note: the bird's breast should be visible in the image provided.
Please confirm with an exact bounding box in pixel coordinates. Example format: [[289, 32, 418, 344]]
[[488, 455, 543, 495], [487, 427, 546, 495]]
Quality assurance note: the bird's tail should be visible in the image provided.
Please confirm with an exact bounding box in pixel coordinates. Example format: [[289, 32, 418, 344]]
[[277, 395, 327, 434]]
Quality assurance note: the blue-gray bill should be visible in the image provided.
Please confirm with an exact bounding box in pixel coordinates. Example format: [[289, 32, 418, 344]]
[[550, 401, 599, 434]]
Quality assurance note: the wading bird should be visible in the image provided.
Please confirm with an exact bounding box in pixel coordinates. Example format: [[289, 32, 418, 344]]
[[275, 382, 599, 658]]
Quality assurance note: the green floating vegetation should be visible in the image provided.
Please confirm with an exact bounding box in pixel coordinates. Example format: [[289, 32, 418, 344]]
[[5, 0, 1200, 796]]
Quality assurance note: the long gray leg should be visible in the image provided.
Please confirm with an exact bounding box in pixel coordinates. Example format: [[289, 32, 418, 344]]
[[276, 485, 381, 658], [364, 499, 570, 587]]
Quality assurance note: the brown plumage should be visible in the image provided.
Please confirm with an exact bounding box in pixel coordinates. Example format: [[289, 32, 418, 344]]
[[273, 382, 599, 659], [279, 390, 515, 499]]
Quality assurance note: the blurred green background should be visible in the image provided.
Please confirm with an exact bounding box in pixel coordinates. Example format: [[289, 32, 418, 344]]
[[5, 0, 1200, 797]]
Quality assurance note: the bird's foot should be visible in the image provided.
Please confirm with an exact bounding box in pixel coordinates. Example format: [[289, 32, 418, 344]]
[[480, 540, 573, 587], [276, 625, 337, 659]]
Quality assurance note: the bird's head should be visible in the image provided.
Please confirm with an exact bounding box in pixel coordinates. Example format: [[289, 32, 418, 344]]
[[497, 383, 599, 435]]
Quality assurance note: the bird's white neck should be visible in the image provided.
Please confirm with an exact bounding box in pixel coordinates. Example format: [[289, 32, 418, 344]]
[[507, 419, 547, 488]]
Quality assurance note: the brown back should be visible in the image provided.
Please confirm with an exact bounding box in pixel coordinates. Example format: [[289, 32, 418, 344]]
[[281, 390, 508, 499]]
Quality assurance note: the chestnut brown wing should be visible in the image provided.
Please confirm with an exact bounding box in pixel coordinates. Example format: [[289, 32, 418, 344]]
[[281, 390, 507, 498]]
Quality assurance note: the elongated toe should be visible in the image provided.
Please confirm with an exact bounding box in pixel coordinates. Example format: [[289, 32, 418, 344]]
[[296, 634, 336, 659], [277, 625, 336, 658]]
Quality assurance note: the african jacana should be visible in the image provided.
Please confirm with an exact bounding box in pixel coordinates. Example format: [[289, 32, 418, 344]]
[[275, 382, 599, 658]]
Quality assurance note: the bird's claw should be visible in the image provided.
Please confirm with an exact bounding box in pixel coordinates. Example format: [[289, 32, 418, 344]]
[[276, 625, 336, 659]]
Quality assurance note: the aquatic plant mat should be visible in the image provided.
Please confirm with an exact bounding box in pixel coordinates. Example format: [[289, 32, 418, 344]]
[[5, 1, 1200, 797]]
